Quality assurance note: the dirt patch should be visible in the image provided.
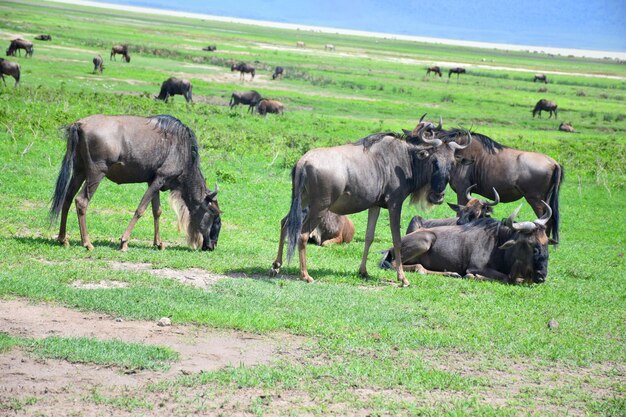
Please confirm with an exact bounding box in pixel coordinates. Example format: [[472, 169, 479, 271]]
[[71, 280, 130, 289], [109, 261, 225, 289]]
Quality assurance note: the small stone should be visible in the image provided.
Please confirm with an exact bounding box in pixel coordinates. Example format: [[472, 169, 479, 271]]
[[157, 317, 171, 327], [115, 317, 123, 322], [547, 319, 559, 330]]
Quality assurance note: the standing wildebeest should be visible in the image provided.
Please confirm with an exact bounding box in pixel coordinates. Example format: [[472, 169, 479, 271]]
[[533, 99, 558, 118], [443, 125, 562, 243], [256, 99, 284, 116], [324, 44, 335, 51], [110, 45, 131, 62], [156, 77, 193, 103], [270, 115, 471, 286], [309, 212, 355, 246], [202, 45, 217, 51], [34, 34, 52, 41], [296, 41, 305, 48], [92, 55, 103, 74], [448, 67, 466, 79], [426, 66, 442, 77], [6, 39, 33, 57], [406, 185, 499, 234], [272, 66, 284, 80], [231, 63, 255, 80], [229, 90, 262, 113], [559, 122, 576, 132], [380, 203, 552, 284], [50, 115, 221, 252], [533, 73, 548, 83], [0, 58, 20, 87]]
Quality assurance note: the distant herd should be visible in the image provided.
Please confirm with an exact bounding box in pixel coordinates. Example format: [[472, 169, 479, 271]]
[[2, 32, 582, 286]]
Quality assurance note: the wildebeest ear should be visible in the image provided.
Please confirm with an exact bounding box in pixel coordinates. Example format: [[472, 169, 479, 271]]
[[402, 129, 412, 136], [207, 189, 218, 200], [498, 240, 517, 250], [456, 156, 474, 165], [447, 203, 462, 213], [416, 149, 430, 159]]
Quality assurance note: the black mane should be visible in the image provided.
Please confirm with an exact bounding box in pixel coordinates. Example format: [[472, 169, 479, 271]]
[[441, 129, 505, 154], [355, 132, 404, 149], [149, 115, 199, 163]]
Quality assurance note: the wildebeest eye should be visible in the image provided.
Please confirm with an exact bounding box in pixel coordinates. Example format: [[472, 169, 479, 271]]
[[417, 150, 430, 159]]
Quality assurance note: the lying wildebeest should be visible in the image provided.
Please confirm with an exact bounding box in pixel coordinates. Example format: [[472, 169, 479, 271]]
[[380, 203, 552, 284], [272, 66, 284, 80], [92, 55, 103, 74], [309, 212, 355, 246], [229, 90, 262, 113], [406, 185, 499, 234], [270, 115, 471, 286], [231, 62, 255, 80], [202, 45, 217, 51], [296, 41, 305, 48], [325, 44, 335, 51], [0, 58, 20, 87], [50, 114, 221, 252], [34, 34, 52, 41], [440, 121, 562, 243], [110, 44, 130, 62], [6, 39, 33, 57], [257, 99, 284, 116], [533, 74, 548, 83], [156, 77, 192, 103], [559, 122, 575, 132], [533, 99, 558, 118], [426, 66, 442, 77], [448, 67, 465, 78]]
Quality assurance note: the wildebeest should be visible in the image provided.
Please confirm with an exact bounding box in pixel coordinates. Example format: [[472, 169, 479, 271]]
[[202, 45, 217, 51], [380, 203, 552, 284], [156, 77, 193, 103], [533, 99, 558, 118], [229, 90, 262, 113], [309, 212, 355, 246], [0, 58, 20, 87], [559, 122, 575, 132], [272, 66, 284, 80], [6, 39, 33, 57], [533, 73, 548, 83], [231, 62, 255, 80], [406, 185, 499, 234], [50, 114, 221, 252], [296, 41, 305, 48], [448, 67, 465, 79], [34, 34, 52, 41], [324, 44, 335, 51], [270, 115, 471, 286], [92, 55, 103, 74], [256, 99, 284, 116], [110, 44, 130, 62], [426, 66, 442, 77], [442, 125, 562, 243]]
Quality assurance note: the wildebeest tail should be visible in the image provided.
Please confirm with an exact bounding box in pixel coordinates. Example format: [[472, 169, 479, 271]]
[[286, 167, 306, 263], [548, 164, 563, 243], [379, 250, 394, 269], [50, 124, 79, 224]]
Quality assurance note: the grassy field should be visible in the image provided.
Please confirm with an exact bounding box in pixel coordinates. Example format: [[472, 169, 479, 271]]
[[0, 0, 625, 415]]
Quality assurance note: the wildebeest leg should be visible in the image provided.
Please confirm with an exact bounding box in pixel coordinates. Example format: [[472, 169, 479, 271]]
[[119, 179, 164, 251], [465, 268, 508, 282], [151, 193, 164, 250], [57, 173, 86, 247], [1, 74, 5, 86], [321, 236, 342, 246], [405, 263, 461, 277], [389, 208, 410, 287], [359, 206, 380, 278], [270, 216, 288, 276], [298, 213, 321, 283], [75, 172, 106, 251]]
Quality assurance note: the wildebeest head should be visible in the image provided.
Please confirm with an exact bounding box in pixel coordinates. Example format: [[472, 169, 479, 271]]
[[193, 184, 221, 251], [500, 202, 551, 283], [448, 184, 499, 224], [230, 64, 237, 72]]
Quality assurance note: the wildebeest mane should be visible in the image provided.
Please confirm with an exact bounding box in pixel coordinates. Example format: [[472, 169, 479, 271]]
[[355, 132, 403, 149], [440, 129, 504, 154], [148, 114, 199, 164]]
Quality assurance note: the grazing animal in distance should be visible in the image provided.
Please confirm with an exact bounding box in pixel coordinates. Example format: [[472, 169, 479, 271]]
[[202, 45, 217, 51], [272, 66, 284, 80], [296, 41, 305, 48], [0, 58, 20, 86], [533, 74, 548, 83], [324, 44, 335, 51], [381, 204, 552, 284], [156, 77, 193, 103], [229, 90, 262, 113], [559, 122, 575, 132], [533, 99, 558, 118], [448, 67, 466, 79], [270, 115, 471, 286], [50, 114, 221, 252], [256, 99, 284, 116], [309, 212, 355, 246], [110, 44, 131, 62], [426, 66, 442, 77], [92, 55, 103, 74], [34, 34, 52, 41], [231, 62, 255, 80], [6, 39, 33, 57]]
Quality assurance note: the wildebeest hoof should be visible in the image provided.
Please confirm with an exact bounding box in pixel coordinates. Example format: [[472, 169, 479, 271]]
[[400, 280, 410, 288], [58, 238, 70, 248], [155, 242, 165, 250], [85, 243, 95, 251], [359, 270, 369, 278], [269, 268, 279, 278], [119, 241, 129, 252], [303, 276, 315, 283]]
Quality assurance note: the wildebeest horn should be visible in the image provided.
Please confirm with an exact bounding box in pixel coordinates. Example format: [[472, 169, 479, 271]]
[[419, 113, 427, 124], [484, 187, 500, 207], [511, 221, 537, 232], [447, 131, 471, 150], [420, 136, 442, 147], [534, 200, 552, 227], [437, 116, 443, 130], [464, 184, 477, 201], [505, 204, 523, 227]]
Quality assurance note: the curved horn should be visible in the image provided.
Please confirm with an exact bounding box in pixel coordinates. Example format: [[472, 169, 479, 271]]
[[214, 182, 219, 192], [484, 187, 500, 207], [534, 200, 552, 227], [447, 130, 472, 151], [505, 204, 523, 227], [465, 184, 477, 201], [419, 113, 427, 124], [437, 116, 443, 130], [420, 136, 442, 147], [512, 221, 537, 232]]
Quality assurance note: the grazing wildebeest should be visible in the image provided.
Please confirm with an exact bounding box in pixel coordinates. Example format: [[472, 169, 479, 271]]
[[231, 62, 255, 80], [426, 66, 442, 77], [296, 41, 305, 48], [533, 73, 548, 83], [256, 99, 284, 116], [156, 77, 193, 103], [270, 115, 471, 286], [202, 45, 217, 51], [442, 125, 562, 243], [324, 44, 335, 51], [406, 185, 499, 234], [380, 203, 552, 284], [6, 39, 33, 57], [0, 58, 20, 87], [272, 66, 284, 80], [92, 55, 103, 74], [34, 34, 52, 41], [110, 44, 130, 62], [229, 90, 262, 113], [309, 212, 355, 246], [559, 122, 575, 132], [50, 114, 221, 252], [448, 67, 466, 79], [533, 99, 558, 118]]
